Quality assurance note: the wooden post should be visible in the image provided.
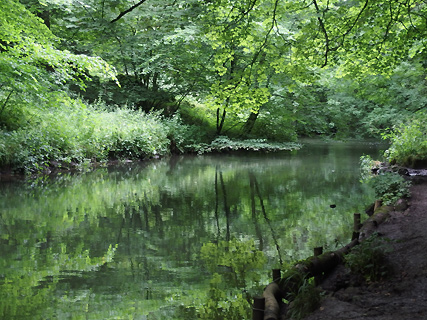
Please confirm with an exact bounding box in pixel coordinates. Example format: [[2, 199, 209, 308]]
[[252, 297, 265, 320], [314, 247, 323, 285], [352, 213, 361, 240], [272, 269, 281, 283]]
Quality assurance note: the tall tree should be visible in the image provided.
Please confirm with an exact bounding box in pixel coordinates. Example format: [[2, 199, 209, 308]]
[[44, 0, 212, 113]]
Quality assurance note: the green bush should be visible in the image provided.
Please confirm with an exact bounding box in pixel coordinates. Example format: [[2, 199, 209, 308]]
[[190, 136, 301, 154], [383, 111, 427, 166], [345, 233, 392, 282], [0, 95, 195, 172], [367, 172, 411, 205], [163, 113, 205, 153]]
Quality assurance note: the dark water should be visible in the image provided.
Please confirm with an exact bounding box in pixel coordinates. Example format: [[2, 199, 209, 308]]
[[0, 140, 385, 319]]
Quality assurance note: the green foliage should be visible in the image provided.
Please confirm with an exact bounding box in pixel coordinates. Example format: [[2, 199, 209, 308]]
[[191, 136, 301, 154], [359, 155, 382, 181], [345, 233, 392, 282], [383, 111, 427, 166], [0, 96, 187, 172], [359, 154, 411, 207], [163, 113, 205, 153], [287, 279, 322, 320], [367, 172, 411, 205], [0, 0, 117, 128], [4, 0, 425, 147]]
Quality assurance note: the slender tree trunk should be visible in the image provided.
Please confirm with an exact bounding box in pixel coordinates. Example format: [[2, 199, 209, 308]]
[[0, 90, 13, 115], [216, 107, 227, 135], [241, 61, 270, 136], [152, 72, 159, 91]]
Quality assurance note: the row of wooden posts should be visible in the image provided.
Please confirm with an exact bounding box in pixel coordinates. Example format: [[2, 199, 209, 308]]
[[252, 202, 392, 320]]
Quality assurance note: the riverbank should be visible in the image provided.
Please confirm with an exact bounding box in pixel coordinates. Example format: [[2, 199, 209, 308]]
[[302, 175, 427, 320], [0, 133, 301, 176]]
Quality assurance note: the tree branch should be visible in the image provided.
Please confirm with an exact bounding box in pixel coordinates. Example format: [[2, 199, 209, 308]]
[[1, 90, 14, 114], [110, 0, 149, 23], [337, 0, 369, 48], [377, 1, 402, 56], [313, 0, 330, 67]]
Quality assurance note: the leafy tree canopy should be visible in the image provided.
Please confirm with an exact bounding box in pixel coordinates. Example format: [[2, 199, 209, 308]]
[[2, 0, 427, 168], [0, 0, 117, 129]]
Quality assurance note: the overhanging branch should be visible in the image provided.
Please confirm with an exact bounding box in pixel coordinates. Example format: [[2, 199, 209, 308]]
[[110, 0, 149, 23], [313, 0, 330, 67], [338, 0, 369, 47], [1, 90, 14, 114]]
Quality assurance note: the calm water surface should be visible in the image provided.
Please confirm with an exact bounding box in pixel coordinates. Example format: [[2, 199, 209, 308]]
[[0, 140, 385, 319]]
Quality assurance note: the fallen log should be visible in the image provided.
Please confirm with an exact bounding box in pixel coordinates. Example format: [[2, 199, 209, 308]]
[[255, 204, 396, 319], [359, 205, 393, 241], [279, 239, 359, 298], [263, 282, 282, 320]]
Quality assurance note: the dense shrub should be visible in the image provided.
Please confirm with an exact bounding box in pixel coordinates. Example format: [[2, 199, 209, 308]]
[[187, 136, 301, 154], [359, 155, 411, 205], [0, 96, 194, 173], [367, 172, 411, 205], [383, 111, 427, 167], [163, 113, 206, 153], [345, 233, 392, 282]]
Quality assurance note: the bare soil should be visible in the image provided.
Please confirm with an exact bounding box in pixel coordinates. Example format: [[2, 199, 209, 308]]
[[303, 176, 427, 320]]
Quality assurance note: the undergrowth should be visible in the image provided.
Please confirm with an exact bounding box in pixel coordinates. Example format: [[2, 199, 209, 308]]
[[188, 136, 301, 154], [383, 110, 427, 167], [345, 233, 393, 282], [287, 278, 321, 320], [367, 172, 411, 205], [0, 97, 197, 173], [360, 155, 411, 205]]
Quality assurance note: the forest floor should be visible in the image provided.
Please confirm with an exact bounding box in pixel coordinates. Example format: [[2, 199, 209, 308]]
[[302, 174, 427, 320]]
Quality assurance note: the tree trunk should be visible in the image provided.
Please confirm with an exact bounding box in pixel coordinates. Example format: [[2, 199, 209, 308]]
[[242, 110, 259, 136], [216, 108, 226, 135], [38, 10, 50, 29]]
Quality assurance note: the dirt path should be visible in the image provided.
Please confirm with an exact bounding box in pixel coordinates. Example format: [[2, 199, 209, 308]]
[[303, 177, 427, 320]]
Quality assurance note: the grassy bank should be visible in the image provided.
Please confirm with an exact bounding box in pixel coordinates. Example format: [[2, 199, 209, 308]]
[[0, 96, 301, 174], [0, 96, 198, 173]]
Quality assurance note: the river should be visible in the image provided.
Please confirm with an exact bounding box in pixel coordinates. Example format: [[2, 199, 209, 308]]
[[0, 140, 385, 319]]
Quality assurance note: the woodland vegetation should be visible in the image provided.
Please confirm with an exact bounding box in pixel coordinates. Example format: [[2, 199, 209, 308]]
[[1, 0, 427, 172]]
